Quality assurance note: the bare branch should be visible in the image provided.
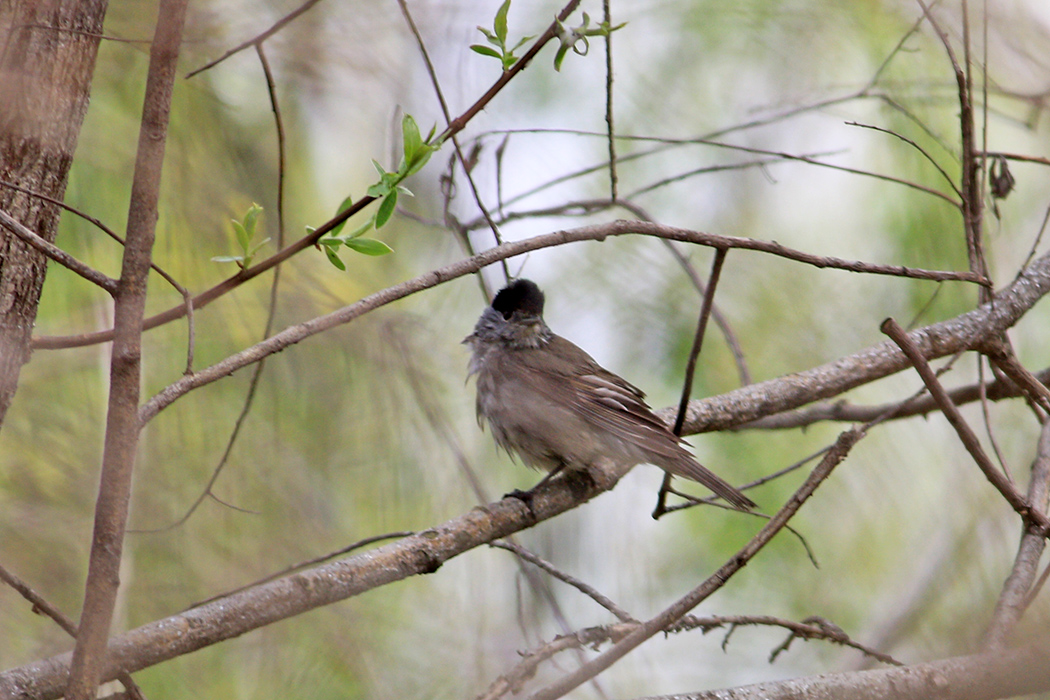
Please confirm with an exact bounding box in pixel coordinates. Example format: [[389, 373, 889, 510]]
[[0, 207, 117, 293], [490, 541, 635, 624], [637, 643, 1050, 700], [984, 421, 1050, 649], [185, 0, 325, 78], [738, 367, 1050, 431], [880, 318, 1044, 530], [665, 251, 1050, 436], [139, 219, 1003, 425], [526, 428, 864, 700], [66, 1, 188, 696], [0, 466, 627, 699]]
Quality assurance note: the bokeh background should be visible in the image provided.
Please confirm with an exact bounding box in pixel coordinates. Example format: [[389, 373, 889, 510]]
[[3, 0, 1050, 697]]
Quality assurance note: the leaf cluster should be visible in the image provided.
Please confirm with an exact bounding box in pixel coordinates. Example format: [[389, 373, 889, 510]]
[[470, 0, 535, 72], [211, 203, 269, 270], [316, 114, 440, 270]]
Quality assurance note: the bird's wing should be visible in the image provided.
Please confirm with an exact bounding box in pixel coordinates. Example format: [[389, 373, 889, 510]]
[[516, 337, 755, 509]]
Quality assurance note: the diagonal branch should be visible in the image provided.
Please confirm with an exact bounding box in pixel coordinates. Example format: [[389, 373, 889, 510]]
[[880, 318, 1046, 529], [137, 220, 999, 425], [185, 0, 326, 78], [33, 0, 586, 352], [0, 207, 117, 293], [0, 465, 624, 699], [526, 428, 864, 700], [665, 249, 1050, 436]]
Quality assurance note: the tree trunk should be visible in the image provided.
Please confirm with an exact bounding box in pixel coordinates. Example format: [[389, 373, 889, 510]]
[[0, 0, 109, 425]]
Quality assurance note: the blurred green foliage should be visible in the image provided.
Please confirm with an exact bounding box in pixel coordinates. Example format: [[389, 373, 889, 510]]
[[3, 0, 1050, 697]]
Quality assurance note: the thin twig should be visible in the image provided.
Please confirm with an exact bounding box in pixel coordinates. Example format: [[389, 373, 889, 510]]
[[490, 541, 635, 623], [137, 219, 1003, 426], [0, 564, 146, 700], [845, 120, 961, 197], [602, 0, 617, 201], [655, 248, 728, 517], [185, 0, 326, 78], [395, 0, 509, 282], [0, 208, 117, 293], [977, 358, 1013, 479], [526, 428, 865, 700], [660, 239, 751, 385], [880, 318, 1045, 529], [33, 0, 586, 352], [915, 0, 987, 288]]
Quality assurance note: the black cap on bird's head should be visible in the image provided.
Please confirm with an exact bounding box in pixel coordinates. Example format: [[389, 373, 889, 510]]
[[492, 279, 545, 320]]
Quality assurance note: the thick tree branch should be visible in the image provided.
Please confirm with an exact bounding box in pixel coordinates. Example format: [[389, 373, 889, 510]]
[[138, 220, 1010, 425], [665, 249, 1050, 435], [0, 465, 623, 699], [640, 641, 1050, 700]]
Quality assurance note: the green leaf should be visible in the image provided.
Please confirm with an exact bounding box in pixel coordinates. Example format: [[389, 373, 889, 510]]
[[319, 238, 343, 249], [494, 0, 510, 44], [371, 158, 387, 177], [396, 185, 414, 197], [554, 43, 570, 71], [248, 238, 271, 257], [347, 219, 374, 240], [323, 244, 346, 270], [375, 191, 398, 228], [329, 196, 354, 237], [470, 44, 502, 59], [346, 237, 393, 256], [366, 182, 388, 198], [510, 34, 535, 52], [211, 255, 244, 263], [231, 220, 249, 252], [402, 114, 423, 163], [242, 203, 263, 236], [404, 147, 432, 178]]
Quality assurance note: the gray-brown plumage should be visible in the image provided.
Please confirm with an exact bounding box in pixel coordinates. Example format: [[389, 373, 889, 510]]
[[464, 279, 755, 510]]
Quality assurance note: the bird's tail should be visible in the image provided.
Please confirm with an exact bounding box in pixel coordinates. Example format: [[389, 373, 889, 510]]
[[664, 455, 756, 511]]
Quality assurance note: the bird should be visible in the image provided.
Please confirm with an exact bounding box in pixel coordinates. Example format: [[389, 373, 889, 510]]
[[463, 278, 755, 510]]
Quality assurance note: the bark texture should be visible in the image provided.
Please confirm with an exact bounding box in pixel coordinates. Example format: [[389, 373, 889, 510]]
[[0, 0, 108, 424]]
